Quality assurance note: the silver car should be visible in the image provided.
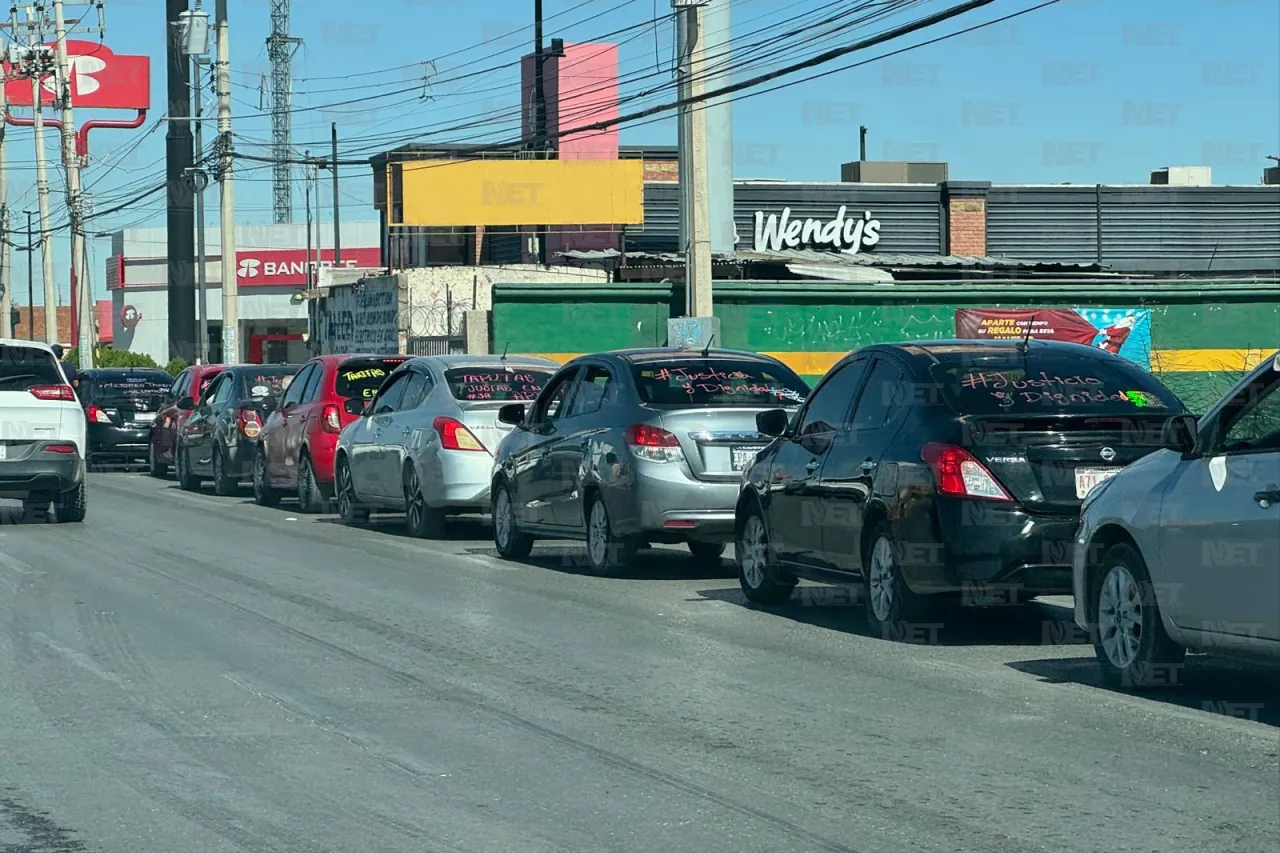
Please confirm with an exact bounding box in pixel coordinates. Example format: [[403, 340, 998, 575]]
[[1073, 350, 1280, 688], [334, 354, 560, 536], [489, 348, 810, 574]]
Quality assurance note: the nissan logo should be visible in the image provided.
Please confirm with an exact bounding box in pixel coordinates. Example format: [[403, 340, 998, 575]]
[[1100, 446, 1117, 462]]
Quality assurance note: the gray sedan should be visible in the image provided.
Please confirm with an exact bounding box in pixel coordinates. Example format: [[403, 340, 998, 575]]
[[490, 348, 809, 574], [1073, 350, 1280, 687], [334, 354, 560, 537]]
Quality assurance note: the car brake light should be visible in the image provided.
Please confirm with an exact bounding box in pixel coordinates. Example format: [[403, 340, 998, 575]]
[[322, 403, 342, 433], [238, 409, 262, 439], [86, 404, 113, 424], [30, 384, 75, 401], [921, 442, 1011, 501], [42, 443, 77, 454], [433, 417, 486, 452], [625, 423, 684, 463]]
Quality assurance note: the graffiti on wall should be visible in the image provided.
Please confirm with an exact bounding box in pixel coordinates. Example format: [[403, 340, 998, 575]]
[[325, 278, 400, 354]]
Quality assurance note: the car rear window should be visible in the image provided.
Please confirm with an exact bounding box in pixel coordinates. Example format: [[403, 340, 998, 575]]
[[630, 358, 809, 406], [444, 368, 554, 402], [197, 373, 219, 397], [243, 367, 299, 401], [335, 357, 410, 400], [0, 344, 62, 391], [88, 373, 172, 407], [928, 354, 1184, 416]]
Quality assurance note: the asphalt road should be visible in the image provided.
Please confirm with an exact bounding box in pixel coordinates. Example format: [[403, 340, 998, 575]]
[[0, 472, 1276, 853]]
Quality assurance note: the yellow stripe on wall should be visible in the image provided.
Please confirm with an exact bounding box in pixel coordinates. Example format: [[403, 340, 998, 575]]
[[529, 349, 1270, 375]]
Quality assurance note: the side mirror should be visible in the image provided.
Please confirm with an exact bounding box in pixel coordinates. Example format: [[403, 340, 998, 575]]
[[498, 403, 526, 426], [343, 397, 367, 416], [176, 396, 195, 411], [756, 408, 790, 438], [1161, 413, 1199, 455]]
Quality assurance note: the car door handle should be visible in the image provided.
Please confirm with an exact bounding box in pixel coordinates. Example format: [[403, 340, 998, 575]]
[[401, 427, 412, 435], [861, 459, 877, 473], [805, 459, 820, 473], [1254, 488, 1280, 507]]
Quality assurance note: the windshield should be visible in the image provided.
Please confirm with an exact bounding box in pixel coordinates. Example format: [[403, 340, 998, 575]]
[[336, 357, 410, 400], [630, 358, 809, 406], [0, 344, 63, 391], [929, 354, 1184, 416], [86, 373, 172, 408], [242, 367, 299, 402], [444, 367, 553, 402]]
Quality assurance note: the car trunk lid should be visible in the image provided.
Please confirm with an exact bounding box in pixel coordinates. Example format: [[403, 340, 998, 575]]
[[453, 400, 517, 454], [656, 406, 790, 483]]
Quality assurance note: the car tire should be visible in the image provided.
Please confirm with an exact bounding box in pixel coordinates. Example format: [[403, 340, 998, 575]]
[[403, 464, 447, 539], [252, 449, 282, 508], [211, 445, 238, 497], [175, 442, 201, 492], [688, 541, 727, 563], [54, 480, 87, 523], [335, 457, 370, 526], [297, 454, 327, 514], [736, 504, 795, 604], [147, 440, 167, 479], [584, 493, 638, 576], [1092, 543, 1186, 690], [492, 480, 534, 559], [863, 521, 934, 641]]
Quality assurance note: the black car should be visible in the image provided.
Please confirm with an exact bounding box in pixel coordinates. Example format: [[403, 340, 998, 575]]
[[734, 340, 1190, 638], [174, 364, 302, 495], [79, 368, 176, 466]]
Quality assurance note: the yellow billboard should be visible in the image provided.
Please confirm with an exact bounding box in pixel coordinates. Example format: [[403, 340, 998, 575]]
[[392, 159, 644, 227]]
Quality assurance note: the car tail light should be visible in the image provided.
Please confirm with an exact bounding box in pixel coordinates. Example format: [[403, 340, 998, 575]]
[[86, 404, 112, 424], [42, 443, 77, 454], [921, 442, 1011, 501], [238, 409, 262, 439], [30, 384, 75, 401], [625, 423, 685, 463], [322, 403, 342, 433], [433, 417, 486, 452]]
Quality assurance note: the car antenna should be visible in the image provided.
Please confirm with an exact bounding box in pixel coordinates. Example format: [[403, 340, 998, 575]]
[[1016, 314, 1034, 354], [700, 333, 715, 358]]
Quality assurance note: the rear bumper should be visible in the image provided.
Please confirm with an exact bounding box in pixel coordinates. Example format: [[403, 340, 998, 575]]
[[424, 450, 493, 509], [0, 451, 85, 499], [624, 461, 740, 542], [87, 423, 152, 458]]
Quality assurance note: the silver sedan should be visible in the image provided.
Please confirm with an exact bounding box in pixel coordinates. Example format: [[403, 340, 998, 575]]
[[334, 354, 560, 537]]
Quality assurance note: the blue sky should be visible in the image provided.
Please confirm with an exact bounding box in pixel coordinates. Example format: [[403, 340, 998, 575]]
[[4, 0, 1277, 307]]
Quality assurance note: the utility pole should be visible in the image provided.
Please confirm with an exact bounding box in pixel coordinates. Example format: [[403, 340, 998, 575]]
[[0, 74, 9, 339], [50, 0, 91, 367], [24, 211, 35, 340], [674, 0, 712, 318], [330, 122, 340, 263], [531, 0, 547, 266], [214, 0, 236, 363], [267, 0, 299, 224], [167, 0, 196, 363], [178, 1, 211, 364]]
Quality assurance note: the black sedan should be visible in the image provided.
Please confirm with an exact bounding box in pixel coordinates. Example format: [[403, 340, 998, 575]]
[[174, 364, 302, 495], [734, 339, 1190, 639], [79, 368, 175, 466]]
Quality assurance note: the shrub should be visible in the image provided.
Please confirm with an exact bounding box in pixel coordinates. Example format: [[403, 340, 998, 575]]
[[65, 346, 160, 369], [165, 356, 190, 377]]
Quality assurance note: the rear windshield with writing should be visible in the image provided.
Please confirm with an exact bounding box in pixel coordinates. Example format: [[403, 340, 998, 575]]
[[929, 355, 1184, 416], [631, 359, 809, 406], [88, 372, 172, 407], [336, 358, 409, 400], [0, 345, 62, 391], [242, 367, 299, 401], [445, 368, 553, 402]]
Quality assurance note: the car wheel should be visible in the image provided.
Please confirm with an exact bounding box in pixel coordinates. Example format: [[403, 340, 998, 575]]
[[297, 454, 327, 514], [147, 440, 167, 478], [737, 505, 795, 604], [253, 450, 282, 508], [585, 494, 638, 576], [211, 445, 238, 497], [1093, 543, 1186, 690], [176, 442, 201, 492], [492, 480, 534, 559], [335, 457, 369, 526], [54, 480, 87, 523], [403, 464, 447, 539], [688, 540, 727, 563], [863, 522, 934, 641]]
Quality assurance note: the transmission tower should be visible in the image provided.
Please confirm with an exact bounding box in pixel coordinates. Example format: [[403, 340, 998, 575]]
[[266, 0, 300, 224]]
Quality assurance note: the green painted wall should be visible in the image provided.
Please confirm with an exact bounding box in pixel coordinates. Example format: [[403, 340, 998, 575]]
[[491, 282, 674, 354]]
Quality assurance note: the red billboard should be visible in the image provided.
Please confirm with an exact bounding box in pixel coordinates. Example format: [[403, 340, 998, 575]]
[[235, 247, 383, 287], [4, 41, 150, 110]]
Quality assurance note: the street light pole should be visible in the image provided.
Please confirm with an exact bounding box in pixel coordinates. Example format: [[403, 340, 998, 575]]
[[177, 2, 212, 364], [25, 211, 35, 341]]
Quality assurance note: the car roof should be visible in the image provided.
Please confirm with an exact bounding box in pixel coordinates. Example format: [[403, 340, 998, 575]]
[[596, 347, 779, 364], [874, 339, 1127, 366], [83, 367, 171, 377], [409, 354, 560, 370], [0, 338, 55, 353]]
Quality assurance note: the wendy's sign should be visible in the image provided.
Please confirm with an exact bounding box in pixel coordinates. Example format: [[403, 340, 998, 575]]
[[4, 41, 150, 110]]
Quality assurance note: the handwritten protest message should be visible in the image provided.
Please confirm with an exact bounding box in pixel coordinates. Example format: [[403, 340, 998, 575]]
[[451, 372, 546, 401], [960, 371, 1165, 409], [652, 366, 805, 402]]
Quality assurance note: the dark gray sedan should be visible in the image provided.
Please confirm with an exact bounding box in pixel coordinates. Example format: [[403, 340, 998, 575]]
[[490, 348, 809, 574]]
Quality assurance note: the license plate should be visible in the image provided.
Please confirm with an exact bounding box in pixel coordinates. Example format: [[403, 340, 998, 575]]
[[133, 412, 156, 423], [731, 446, 763, 471], [1075, 467, 1122, 499]]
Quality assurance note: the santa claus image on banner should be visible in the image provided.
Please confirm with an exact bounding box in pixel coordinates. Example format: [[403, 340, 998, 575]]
[[1097, 313, 1138, 356]]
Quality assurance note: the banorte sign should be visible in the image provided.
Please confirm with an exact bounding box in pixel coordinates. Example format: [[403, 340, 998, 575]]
[[235, 248, 382, 286], [3, 41, 150, 110]]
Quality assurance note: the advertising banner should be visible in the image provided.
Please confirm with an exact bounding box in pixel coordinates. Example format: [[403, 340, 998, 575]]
[[3, 41, 150, 110], [235, 247, 382, 287], [955, 308, 1153, 368]]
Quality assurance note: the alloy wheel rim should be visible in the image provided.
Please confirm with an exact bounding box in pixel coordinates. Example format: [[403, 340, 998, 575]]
[[338, 464, 354, 516], [740, 515, 768, 589], [1098, 564, 1144, 669], [406, 471, 423, 530], [588, 502, 608, 566], [300, 459, 313, 508], [869, 537, 896, 622], [494, 489, 512, 548], [255, 454, 266, 495]]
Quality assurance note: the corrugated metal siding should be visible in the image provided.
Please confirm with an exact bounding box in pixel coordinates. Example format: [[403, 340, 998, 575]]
[[629, 183, 680, 252], [986, 187, 1098, 262]]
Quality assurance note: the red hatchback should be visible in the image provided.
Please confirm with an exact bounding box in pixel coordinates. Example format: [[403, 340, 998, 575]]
[[253, 353, 408, 512], [148, 363, 228, 478]]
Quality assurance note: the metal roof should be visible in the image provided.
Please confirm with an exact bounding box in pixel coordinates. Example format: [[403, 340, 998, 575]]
[[557, 248, 1103, 271]]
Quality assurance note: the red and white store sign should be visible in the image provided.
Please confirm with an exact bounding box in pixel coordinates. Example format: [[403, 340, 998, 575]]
[[235, 248, 382, 286]]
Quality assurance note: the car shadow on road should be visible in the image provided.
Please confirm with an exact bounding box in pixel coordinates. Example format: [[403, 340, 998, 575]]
[[1010, 656, 1280, 727], [692, 584, 1089, 647], [506, 546, 738, 581]]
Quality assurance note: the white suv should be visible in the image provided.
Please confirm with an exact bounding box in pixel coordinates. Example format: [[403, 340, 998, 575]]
[[0, 339, 87, 522]]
